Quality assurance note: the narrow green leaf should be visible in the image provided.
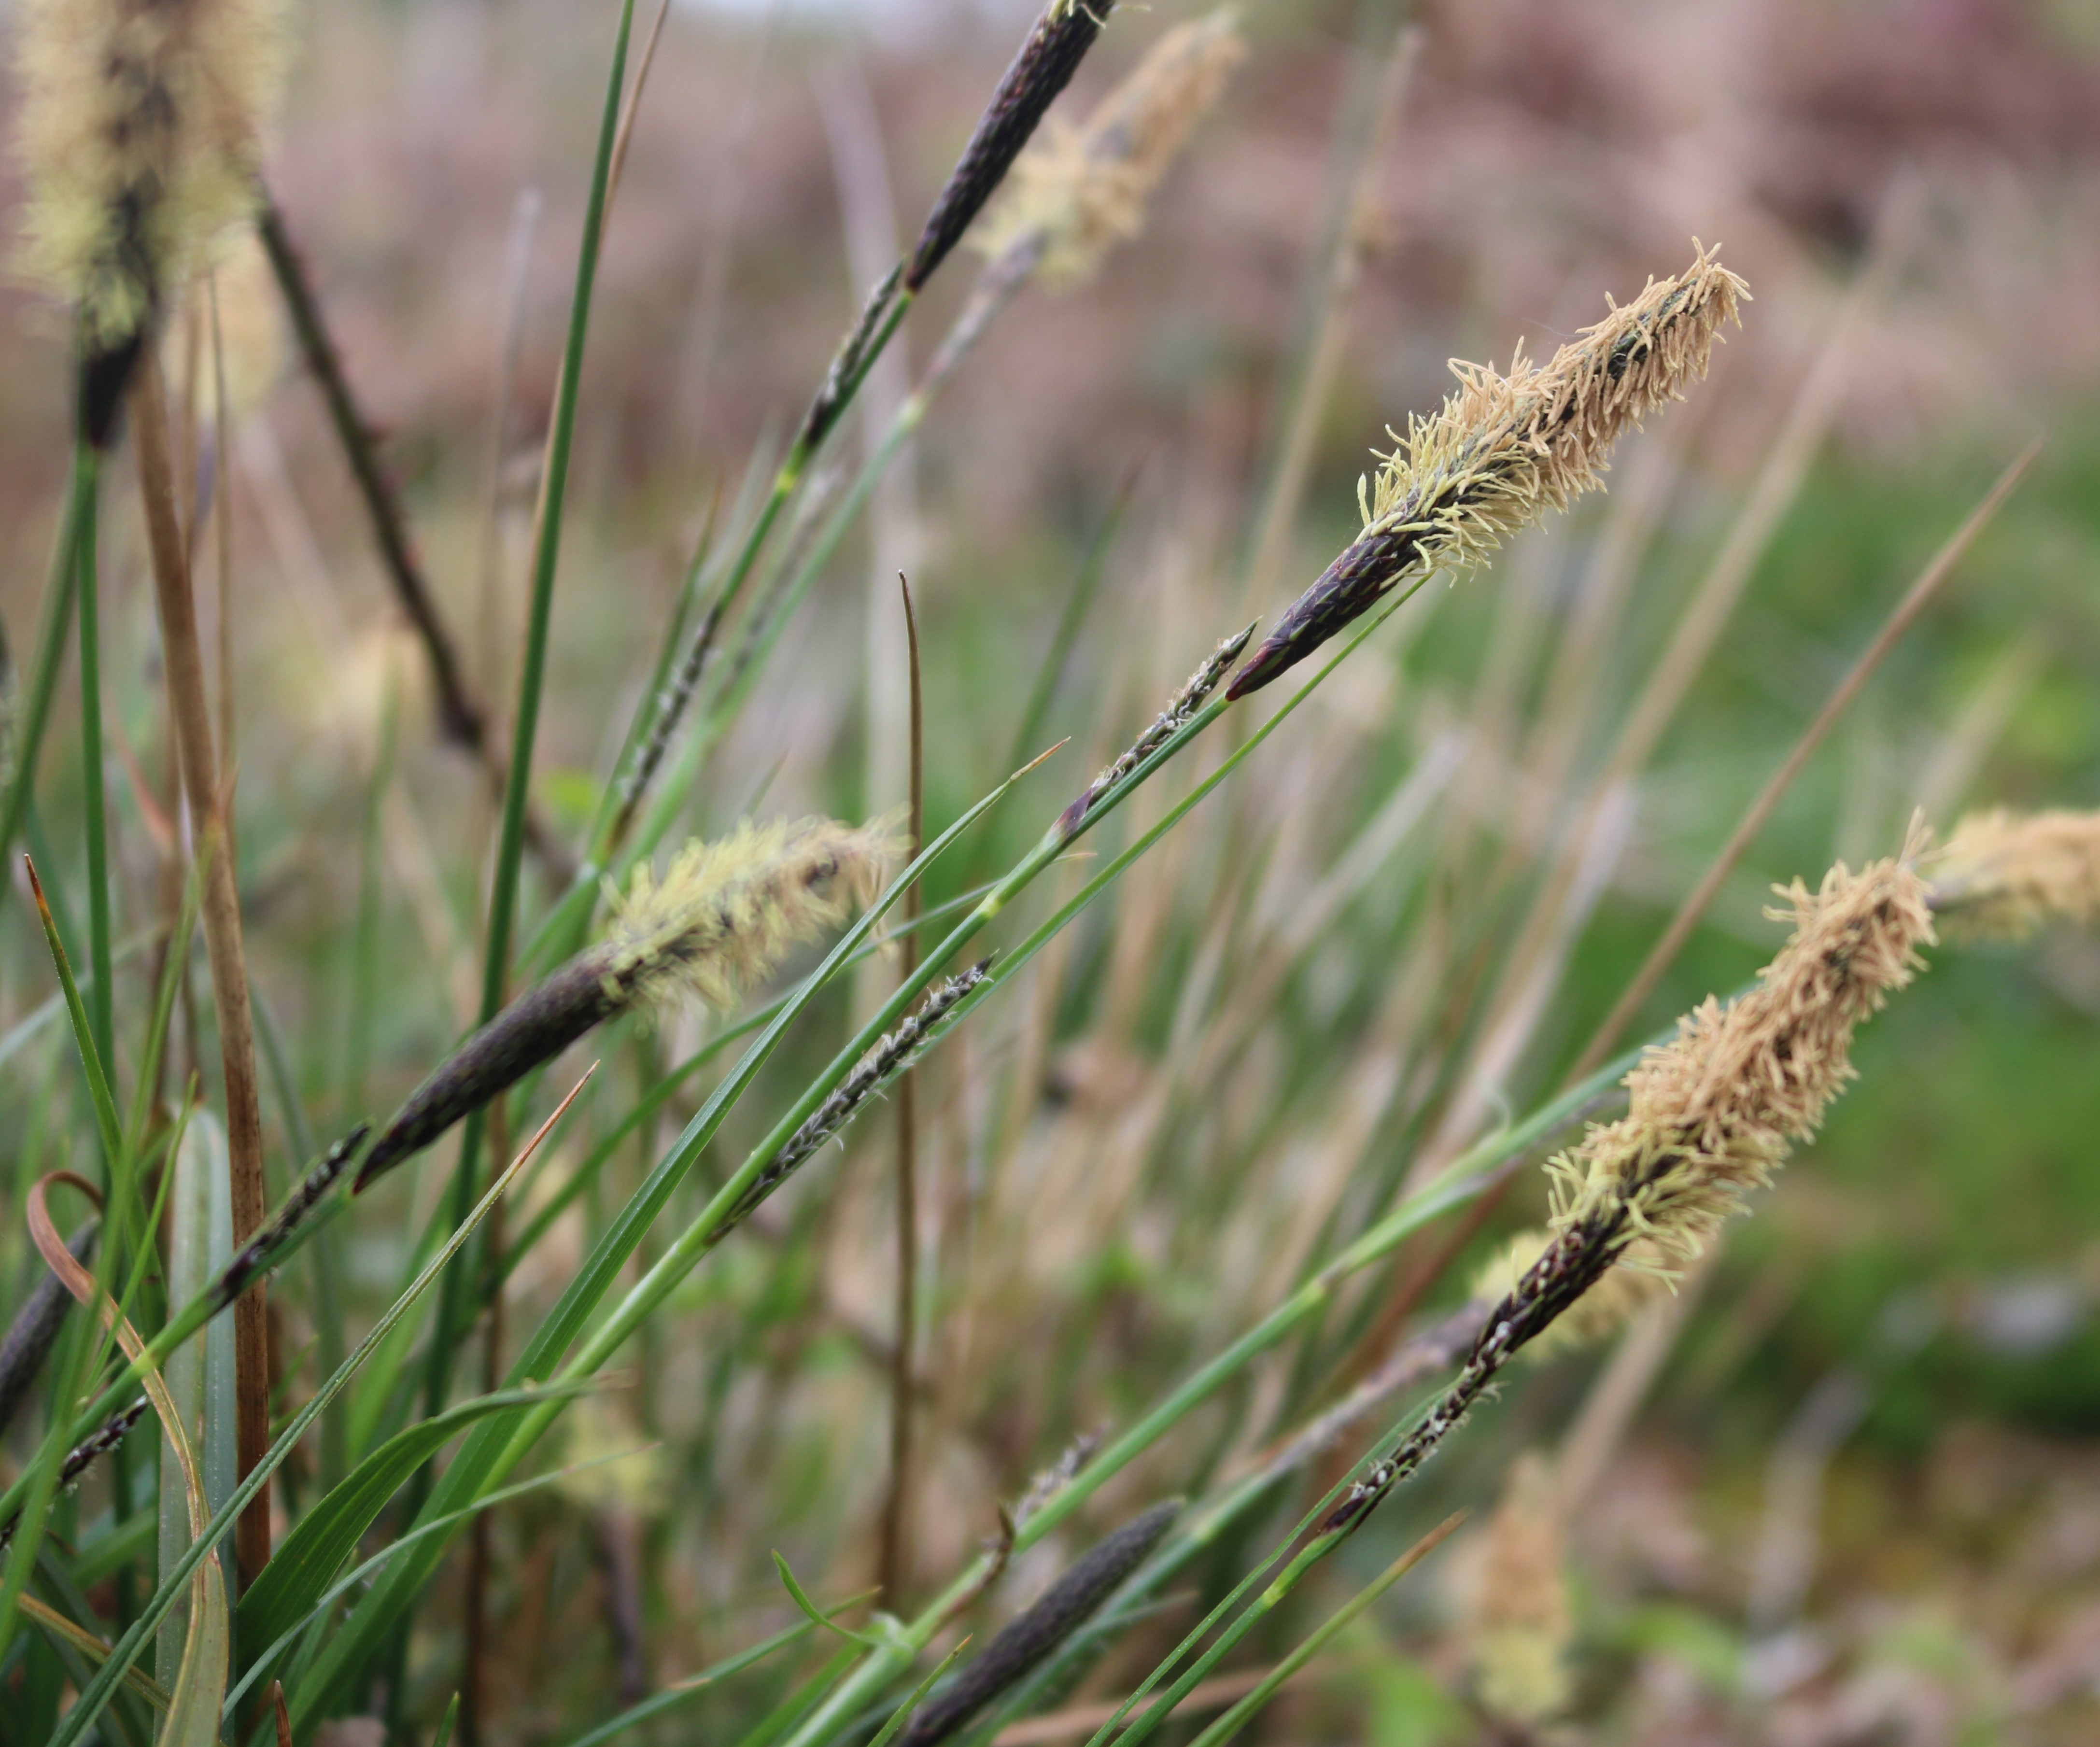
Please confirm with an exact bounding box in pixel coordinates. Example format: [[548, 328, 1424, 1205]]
[[239, 1382, 591, 1651], [865, 1636, 972, 1747], [773, 1553, 882, 1649]]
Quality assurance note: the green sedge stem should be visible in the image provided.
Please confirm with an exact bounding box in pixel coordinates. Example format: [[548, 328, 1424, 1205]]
[[424, 0, 637, 1428]]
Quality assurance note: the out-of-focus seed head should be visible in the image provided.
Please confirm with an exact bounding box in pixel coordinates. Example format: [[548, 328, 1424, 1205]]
[[14, 0, 289, 443], [975, 9, 1244, 286], [353, 817, 897, 1194], [604, 816, 900, 1018], [1229, 244, 1748, 699], [1457, 1452, 1573, 1725], [1928, 808, 2100, 941]]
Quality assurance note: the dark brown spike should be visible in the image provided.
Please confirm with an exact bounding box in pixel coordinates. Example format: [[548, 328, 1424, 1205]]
[[904, 2, 1115, 294]]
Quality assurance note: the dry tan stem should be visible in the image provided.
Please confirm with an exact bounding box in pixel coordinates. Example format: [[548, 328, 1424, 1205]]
[[133, 348, 272, 1586], [1568, 437, 2037, 1080]]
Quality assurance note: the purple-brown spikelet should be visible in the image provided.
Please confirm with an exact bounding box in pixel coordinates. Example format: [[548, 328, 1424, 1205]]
[[0, 1224, 96, 1439], [1928, 808, 2100, 940], [0, 1399, 146, 1549], [1321, 843, 1933, 1539], [352, 818, 897, 1194], [896, 1499, 1182, 1747], [211, 1124, 368, 1310], [903, 0, 1117, 295], [1054, 624, 1254, 842], [14, 0, 288, 444], [976, 9, 1245, 287], [1229, 245, 1748, 700]]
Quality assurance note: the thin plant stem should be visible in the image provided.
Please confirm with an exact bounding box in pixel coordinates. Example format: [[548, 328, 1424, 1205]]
[[1568, 437, 2039, 1080], [423, 0, 638, 1431], [878, 574, 925, 1604], [75, 442, 115, 1079], [130, 347, 274, 1588], [254, 191, 575, 885], [0, 459, 90, 900], [1240, 12, 1419, 607]]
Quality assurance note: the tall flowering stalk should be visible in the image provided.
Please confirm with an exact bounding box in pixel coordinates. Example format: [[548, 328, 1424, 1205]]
[[973, 8, 1247, 292], [1230, 246, 1748, 699], [1322, 842, 1934, 1535]]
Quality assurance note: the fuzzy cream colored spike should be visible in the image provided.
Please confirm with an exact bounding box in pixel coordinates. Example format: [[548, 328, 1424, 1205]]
[[15, 0, 288, 368], [1929, 808, 2100, 940], [604, 816, 900, 1016], [1230, 244, 1748, 699], [352, 816, 899, 1194], [1549, 851, 1934, 1267]]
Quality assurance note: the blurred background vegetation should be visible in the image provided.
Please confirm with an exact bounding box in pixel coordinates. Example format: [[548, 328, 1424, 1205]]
[[3, 0, 2100, 1742]]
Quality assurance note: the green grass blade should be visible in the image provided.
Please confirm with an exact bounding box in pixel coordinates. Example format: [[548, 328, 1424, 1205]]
[[40, 1072, 593, 1747], [1180, 1514, 1465, 1747], [0, 451, 89, 875], [423, 0, 638, 1427], [289, 771, 1028, 1726], [238, 1381, 593, 1654]]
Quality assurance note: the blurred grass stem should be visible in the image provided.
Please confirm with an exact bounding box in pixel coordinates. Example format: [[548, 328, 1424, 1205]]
[[131, 346, 274, 1588], [878, 575, 925, 1604], [1570, 437, 2039, 1080]]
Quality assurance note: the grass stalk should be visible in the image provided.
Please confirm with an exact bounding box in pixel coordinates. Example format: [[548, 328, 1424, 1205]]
[[421, 0, 637, 1432], [251, 193, 588, 878], [42, 1075, 593, 1747], [131, 348, 274, 1589], [74, 443, 114, 1079], [878, 576, 926, 1604], [0, 457, 91, 893]]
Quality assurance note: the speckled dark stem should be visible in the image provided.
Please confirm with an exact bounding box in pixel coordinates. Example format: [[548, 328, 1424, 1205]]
[[213, 1125, 371, 1310], [0, 1400, 146, 1550], [1320, 1201, 1631, 1535], [897, 1498, 1183, 1747]]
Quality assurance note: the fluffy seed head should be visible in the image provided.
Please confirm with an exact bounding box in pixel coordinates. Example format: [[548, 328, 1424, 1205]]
[[14, 0, 288, 381], [1460, 1453, 1573, 1725], [1549, 846, 1934, 1267], [351, 817, 895, 1195], [1229, 244, 1747, 698], [605, 816, 900, 1017], [1928, 808, 2100, 941], [975, 9, 1245, 286]]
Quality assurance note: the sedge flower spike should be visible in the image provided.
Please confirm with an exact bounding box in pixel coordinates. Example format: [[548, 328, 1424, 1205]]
[[1547, 847, 1934, 1267], [1928, 807, 2100, 940], [352, 817, 897, 1193], [1461, 1453, 1573, 1726], [903, 0, 1118, 295], [1230, 244, 1748, 698], [1319, 839, 1932, 1542], [976, 9, 1246, 287], [14, 0, 288, 445]]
